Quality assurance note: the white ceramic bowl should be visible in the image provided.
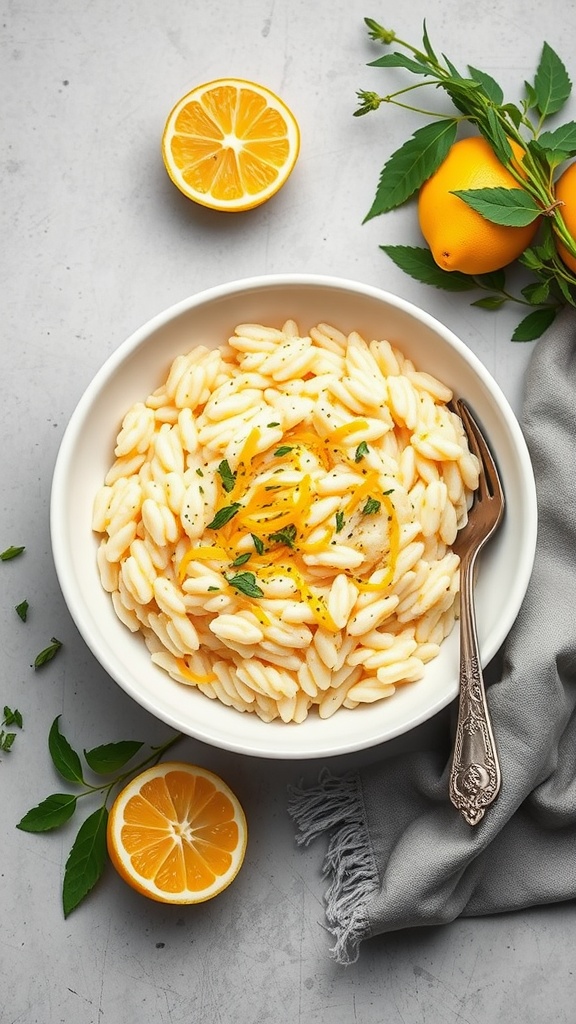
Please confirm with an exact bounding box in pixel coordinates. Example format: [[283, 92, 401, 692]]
[[50, 275, 537, 759]]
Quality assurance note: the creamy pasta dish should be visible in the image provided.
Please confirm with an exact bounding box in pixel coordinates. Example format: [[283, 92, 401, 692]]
[[92, 320, 479, 723]]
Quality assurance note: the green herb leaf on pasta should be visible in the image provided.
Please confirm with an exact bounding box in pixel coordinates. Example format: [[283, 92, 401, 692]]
[[268, 524, 297, 548], [251, 534, 265, 555], [207, 503, 241, 530], [225, 571, 264, 598], [216, 460, 236, 493], [362, 497, 381, 515], [231, 552, 252, 567]]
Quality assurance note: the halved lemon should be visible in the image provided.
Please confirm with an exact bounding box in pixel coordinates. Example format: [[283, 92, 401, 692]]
[[107, 762, 248, 903], [161, 77, 300, 212]]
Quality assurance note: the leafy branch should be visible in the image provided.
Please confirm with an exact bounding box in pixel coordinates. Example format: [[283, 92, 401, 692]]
[[17, 716, 183, 916], [357, 17, 576, 340]]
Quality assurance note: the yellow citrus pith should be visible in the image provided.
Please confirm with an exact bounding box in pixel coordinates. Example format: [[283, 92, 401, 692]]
[[418, 136, 539, 275], [107, 762, 248, 904], [554, 161, 576, 272], [161, 78, 300, 212]]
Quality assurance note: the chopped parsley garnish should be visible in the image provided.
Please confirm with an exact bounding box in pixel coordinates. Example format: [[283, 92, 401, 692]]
[[268, 524, 297, 548], [274, 445, 294, 457], [206, 503, 241, 530], [231, 552, 251, 567], [225, 572, 264, 598], [251, 534, 265, 555], [335, 511, 345, 533], [362, 496, 381, 516], [354, 441, 369, 462], [217, 459, 236, 493]]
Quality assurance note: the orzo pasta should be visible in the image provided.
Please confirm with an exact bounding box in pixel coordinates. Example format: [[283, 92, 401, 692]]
[[93, 320, 479, 723]]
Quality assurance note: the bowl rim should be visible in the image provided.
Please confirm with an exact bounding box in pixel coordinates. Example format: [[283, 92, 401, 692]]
[[50, 273, 538, 758]]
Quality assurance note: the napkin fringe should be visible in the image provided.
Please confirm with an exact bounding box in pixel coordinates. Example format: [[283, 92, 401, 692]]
[[288, 769, 377, 964]]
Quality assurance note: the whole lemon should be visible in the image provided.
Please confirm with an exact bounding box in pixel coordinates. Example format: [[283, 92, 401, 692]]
[[418, 136, 539, 275], [554, 161, 576, 273]]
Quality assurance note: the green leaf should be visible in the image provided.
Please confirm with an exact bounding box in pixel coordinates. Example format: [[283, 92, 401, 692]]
[[225, 572, 264, 598], [83, 740, 144, 775], [533, 42, 571, 118], [521, 281, 551, 304], [273, 446, 294, 456], [206, 503, 241, 530], [63, 805, 109, 917], [0, 545, 25, 561], [34, 637, 63, 668], [524, 80, 538, 110], [367, 52, 436, 76], [482, 107, 513, 166], [421, 20, 437, 62], [471, 296, 507, 310], [17, 793, 78, 833], [474, 269, 507, 290], [335, 511, 345, 533], [216, 460, 236, 494], [354, 441, 369, 462], [538, 121, 576, 155], [512, 306, 557, 341], [534, 228, 558, 261], [442, 54, 463, 80], [362, 497, 381, 515], [0, 731, 16, 751], [268, 524, 297, 548], [48, 716, 85, 784], [519, 247, 546, 271], [364, 120, 458, 220], [501, 103, 523, 129], [451, 187, 541, 226], [231, 552, 251, 567], [468, 65, 503, 105], [381, 245, 476, 291], [15, 599, 29, 621], [554, 273, 576, 304], [251, 533, 265, 555], [3, 706, 23, 728]]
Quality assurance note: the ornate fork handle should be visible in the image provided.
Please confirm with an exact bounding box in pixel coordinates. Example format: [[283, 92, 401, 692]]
[[449, 549, 501, 826]]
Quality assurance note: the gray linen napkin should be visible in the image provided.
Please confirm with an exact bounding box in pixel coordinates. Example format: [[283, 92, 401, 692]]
[[288, 308, 576, 964]]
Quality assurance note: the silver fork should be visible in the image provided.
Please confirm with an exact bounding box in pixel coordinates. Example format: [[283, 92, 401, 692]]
[[448, 399, 506, 826]]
